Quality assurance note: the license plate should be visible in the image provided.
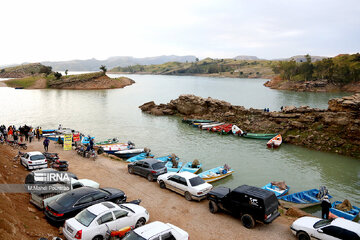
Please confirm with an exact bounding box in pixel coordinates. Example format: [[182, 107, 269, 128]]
[[67, 226, 73, 233]]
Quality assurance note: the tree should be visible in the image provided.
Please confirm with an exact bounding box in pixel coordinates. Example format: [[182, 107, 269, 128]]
[[65, 69, 68, 76], [195, 58, 199, 62], [100, 65, 107, 73], [39, 65, 52, 76], [0, 69, 5, 73], [54, 72, 62, 80]]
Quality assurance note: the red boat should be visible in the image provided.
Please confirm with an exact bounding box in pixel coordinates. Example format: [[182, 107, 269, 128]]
[[210, 124, 232, 132], [267, 134, 282, 148]]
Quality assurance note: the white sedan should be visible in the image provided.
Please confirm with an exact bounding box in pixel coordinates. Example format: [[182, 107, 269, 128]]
[[122, 221, 189, 240], [290, 216, 360, 240], [63, 202, 149, 240], [20, 151, 47, 170], [157, 171, 212, 201]]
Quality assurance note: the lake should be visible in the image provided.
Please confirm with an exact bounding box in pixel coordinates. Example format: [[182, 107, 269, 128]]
[[0, 73, 359, 218]]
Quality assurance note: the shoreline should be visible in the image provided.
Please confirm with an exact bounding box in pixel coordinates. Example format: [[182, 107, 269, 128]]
[[0, 140, 296, 240]]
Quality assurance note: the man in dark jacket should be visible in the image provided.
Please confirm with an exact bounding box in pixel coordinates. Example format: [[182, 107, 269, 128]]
[[43, 137, 50, 152], [321, 195, 332, 219]]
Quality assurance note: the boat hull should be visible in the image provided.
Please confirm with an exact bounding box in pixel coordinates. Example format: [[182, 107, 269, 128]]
[[261, 183, 289, 197], [242, 133, 277, 140], [329, 201, 360, 221], [198, 166, 234, 183], [278, 189, 333, 209]]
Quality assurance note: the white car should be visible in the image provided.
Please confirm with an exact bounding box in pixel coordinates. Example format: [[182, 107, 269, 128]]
[[63, 201, 149, 240], [122, 221, 189, 240], [20, 151, 47, 170], [290, 216, 360, 240], [157, 171, 212, 201]]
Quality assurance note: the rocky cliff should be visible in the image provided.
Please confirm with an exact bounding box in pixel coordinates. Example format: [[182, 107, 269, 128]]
[[139, 94, 360, 158]]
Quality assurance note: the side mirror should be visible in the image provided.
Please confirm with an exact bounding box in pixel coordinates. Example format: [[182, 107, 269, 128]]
[[317, 229, 323, 233]]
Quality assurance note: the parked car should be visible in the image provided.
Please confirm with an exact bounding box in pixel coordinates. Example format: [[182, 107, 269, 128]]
[[31, 178, 100, 209], [128, 158, 167, 181], [25, 168, 77, 184], [20, 151, 47, 170], [290, 216, 360, 240], [207, 185, 280, 228], [45, 187, 126, 224], [122, 221, 189, 240], [63, 201, 149, 240], [157, 171, 212, 201]]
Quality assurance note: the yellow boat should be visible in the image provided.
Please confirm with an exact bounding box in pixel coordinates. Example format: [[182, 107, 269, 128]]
[[198, 166, 234, 183]]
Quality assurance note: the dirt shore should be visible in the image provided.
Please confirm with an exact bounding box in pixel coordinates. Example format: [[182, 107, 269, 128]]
[[0, 140, 296, 240]]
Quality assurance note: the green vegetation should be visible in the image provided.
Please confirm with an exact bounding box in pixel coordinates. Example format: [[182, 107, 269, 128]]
[[273, 53, 360, 84], [4, 76, 40, 88], [110, 58, 275, 78], [100, 65, 107, 73], [0, 63, 50, 76], [48, 71, 104, 87], [54, 72, 62, 80]]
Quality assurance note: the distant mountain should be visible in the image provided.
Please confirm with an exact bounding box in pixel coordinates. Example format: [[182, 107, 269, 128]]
[[233, 55, 260, 60], [273, 55, 327, 62], [41, 55, 197, 71]]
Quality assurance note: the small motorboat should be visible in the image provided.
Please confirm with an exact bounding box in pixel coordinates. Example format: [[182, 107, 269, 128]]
[[192, 121, 217, 128], [278, 187, 332, 209], [100, 144, 130, 154], [164, 161, 202, 174], [182, 119, 214, 124], [47, 135, 64, 142], [241, 133, 277, 140], [201, 122, 225, 130], [81, 136, 95, 145], [330, 200, 360, 221], [197, 166, 234, 183], [231, 125, 244, 135], [267, 134, 282, 148], [111, 148, 146, 159], [126, 152, 154, 163], [262, 181, 290, 197], [210, 124, 232, 132], [95, 138, 119, 146], [42, 129, 56, 134]]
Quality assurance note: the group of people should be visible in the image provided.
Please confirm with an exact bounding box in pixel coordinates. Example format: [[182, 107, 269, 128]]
[[0, 124, 43, 144]]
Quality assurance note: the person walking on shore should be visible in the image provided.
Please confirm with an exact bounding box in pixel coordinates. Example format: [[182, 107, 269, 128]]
[[43, 137, 50, 152], [321, 195, 332, 219], [29, 130, 34, 143]]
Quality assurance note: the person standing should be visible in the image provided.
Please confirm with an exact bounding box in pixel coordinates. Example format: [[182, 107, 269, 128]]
[[39, 127, 43, 139], [29, 130, 34, 143], [321, 195, 332, 219], [43, 137, 50, 152]]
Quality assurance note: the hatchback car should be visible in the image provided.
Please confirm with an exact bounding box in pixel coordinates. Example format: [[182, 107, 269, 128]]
[[45, 187, 126, 224], [128, 159, 167, 182], [122, 221, 189, 240], [290, 216, 360, 240], [63, 201, 149, 240], [157, 171, 212, 201], [20, 151, 47, 170]]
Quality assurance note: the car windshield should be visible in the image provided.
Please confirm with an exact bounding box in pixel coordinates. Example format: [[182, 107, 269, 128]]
[[313, 219, 333, 229], [152, 162, 166, 170], [30, 155, 45, 160], [122, 231, 146, 240], [189, 176, 205, 186], [56, 193, 79, 208], [75, 209, 96, 227]]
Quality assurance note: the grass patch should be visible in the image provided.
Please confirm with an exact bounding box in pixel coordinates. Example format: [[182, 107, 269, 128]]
[[4, 76, 39, 88]]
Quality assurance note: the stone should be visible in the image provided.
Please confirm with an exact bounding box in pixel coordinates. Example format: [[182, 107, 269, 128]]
[[27, 207, 36, 213], [138, 101, 155, 111]]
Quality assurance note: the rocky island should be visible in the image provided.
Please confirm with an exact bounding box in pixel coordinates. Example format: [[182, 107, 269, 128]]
[[140, 94, 360, 158]]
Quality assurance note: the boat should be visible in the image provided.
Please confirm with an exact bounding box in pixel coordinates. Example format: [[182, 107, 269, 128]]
[[197, 166, 234, 183], [42, 129, 56, 134], [101, 144, 129, 154], [192, 121, 217, 128], [164, 161, 202, 174], [278, 189, 333, 209], [261, 181, 290, 197], [95, 138, 119, 146], [241, 133, 277, 140], [182, 119, 213, 124], [155, 155, 179, 162], [267, 134, 282, 148], [111, 148, 146, 159], [201, 122, 225, 130], [126, 153, 154, 163], [210, 124, 232, 132], [329, 200, 360, 221], [231, 125, 244, 135], [15, 87, 24, 89], [47, 135, 64, 142], [81, 136, 95, 145]]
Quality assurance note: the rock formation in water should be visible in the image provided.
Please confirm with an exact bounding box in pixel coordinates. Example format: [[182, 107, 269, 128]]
[[139, 94, 360, 158]]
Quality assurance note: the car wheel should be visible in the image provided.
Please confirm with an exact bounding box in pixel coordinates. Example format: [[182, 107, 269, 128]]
[[241, 214, 255, 229], [296, 231, 310, 240], [184, 191, 192, 201], [92, 235, 103, 240], [114, 198, 125, 204], [159, 181, 166, 189], [135, 217, 146, 228], [128, 167, 134, 174], [209, 200, 218, 213], [147, 173, 154, 182]]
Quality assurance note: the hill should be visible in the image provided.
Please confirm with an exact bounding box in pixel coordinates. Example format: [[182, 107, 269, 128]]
[[0, 63, 52, 78], [41, 55, 197, 71], [110, 58, 276, 79]]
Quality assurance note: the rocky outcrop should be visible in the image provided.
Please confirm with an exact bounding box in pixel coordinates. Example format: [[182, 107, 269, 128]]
[[139, 94, 360, 158]]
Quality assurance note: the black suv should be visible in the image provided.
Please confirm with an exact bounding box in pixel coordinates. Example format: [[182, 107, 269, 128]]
[[207, 185, 280, 228]]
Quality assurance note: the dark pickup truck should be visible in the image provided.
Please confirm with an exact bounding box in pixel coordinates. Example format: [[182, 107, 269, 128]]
[[207, 185, 280, 228]]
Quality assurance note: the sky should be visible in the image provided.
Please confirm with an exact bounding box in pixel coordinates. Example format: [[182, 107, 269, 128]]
[[0, 0, 359, 65]]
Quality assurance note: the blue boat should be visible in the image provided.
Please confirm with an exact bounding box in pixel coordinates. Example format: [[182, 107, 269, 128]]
[[262, 182, 290, 197], [81, 136, 95, 145], [164, 161, 201, 174], [155, 155, 179, 162], [278, 189, 333, 209], [42, 129, 56, 134], [330, 201, 360, 221], [126, 153, 155, 163], [197, 166, 234, 183], [111, 148, 146, 159], [47, 135, 64, 142]]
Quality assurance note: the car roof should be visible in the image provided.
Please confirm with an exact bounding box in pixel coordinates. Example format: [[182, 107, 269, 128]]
[[134, 221, 171, 238], [332, 218, 360, 232], [87, 201, 119, 216], [27, 151, 44, 156], [233, 185, 274, 199], [174, 171, 197, 179], [64, 186, 100, 198]]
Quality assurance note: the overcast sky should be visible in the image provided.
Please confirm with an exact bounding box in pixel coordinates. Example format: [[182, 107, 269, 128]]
[[1, 0, 359, 65]]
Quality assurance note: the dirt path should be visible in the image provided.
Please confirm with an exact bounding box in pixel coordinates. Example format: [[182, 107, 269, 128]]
[[29, 78, 47, 89]]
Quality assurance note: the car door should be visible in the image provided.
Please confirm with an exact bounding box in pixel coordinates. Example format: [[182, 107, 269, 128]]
[[92, 191, 108, 204], [165, 175, 179, 192], [314, 225, 357, 240], [113, 209, 131, 229], [177, 177, 188, 196], [133, 161, 143, 176], [73, 194, 95, 214], [141, 162, 151, 177], [21, 153, 28, 166], [94, 211, 117, 237]]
